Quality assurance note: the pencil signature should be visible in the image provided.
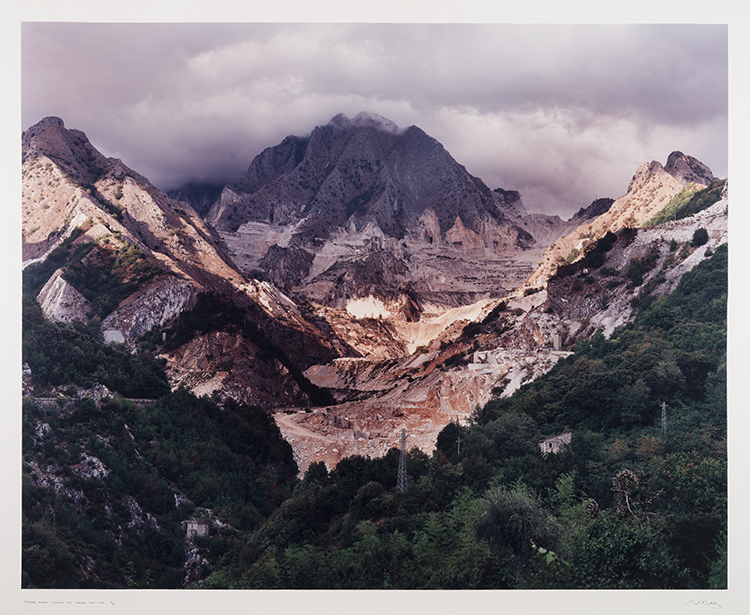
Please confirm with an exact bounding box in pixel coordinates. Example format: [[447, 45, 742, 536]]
[[686, 599, 722, 610]]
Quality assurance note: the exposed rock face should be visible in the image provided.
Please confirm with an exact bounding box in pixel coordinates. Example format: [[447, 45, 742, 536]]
[[73, 453, 111, 480], [523, 152, 718, 291], [504, 213, 577, 248], [23, 117, 351, 406], [167, 182, 224, 217], [164, 330, 308, 408], [101, 276, 198, 345], [22, 117, 245, 292], [313, 249, 415, 313], [568, 197, 615, 224], [25, 459, 88, 513], [258, 244, 315, 290], [663, 151, 717, 186], [208, 112, 540, 316], [208, 112, 526, 245], [492, 188, 527, 216], [36, 268, 91, 323]]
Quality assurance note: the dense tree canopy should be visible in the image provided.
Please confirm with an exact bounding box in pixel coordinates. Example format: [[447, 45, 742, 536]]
[[199, 243, 726, 589], [22, 240, 727, 589]]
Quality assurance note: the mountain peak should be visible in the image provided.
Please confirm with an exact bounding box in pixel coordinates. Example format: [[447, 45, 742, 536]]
[[22, 116, 66, 151], [21, 115, 110, 185], [628, 151, 716, 194], [209, 111, 520, 244], [664, 150, 717, 185], [665, 150, 685, 167], [27, 116, 65, 131], [328, 111, 402, 135]]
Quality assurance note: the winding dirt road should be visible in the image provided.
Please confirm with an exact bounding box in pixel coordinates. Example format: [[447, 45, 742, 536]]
[[274, 412, 337, 443]]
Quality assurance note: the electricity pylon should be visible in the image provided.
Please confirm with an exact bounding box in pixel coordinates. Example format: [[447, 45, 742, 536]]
[[397, 429, 407, 493]]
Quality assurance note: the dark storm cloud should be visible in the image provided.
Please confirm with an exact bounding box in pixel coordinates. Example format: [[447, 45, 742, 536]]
[[22, 23, 727, 217]]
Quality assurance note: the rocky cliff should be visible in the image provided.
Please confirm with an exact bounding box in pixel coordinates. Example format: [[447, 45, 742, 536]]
[[23, 115, 727, 475], [36, 269, 91, 323], [522, 151, 717, 292], [22, 117, 349, 407], [207, 113, 544, 317], [100, 277, 198, 345]]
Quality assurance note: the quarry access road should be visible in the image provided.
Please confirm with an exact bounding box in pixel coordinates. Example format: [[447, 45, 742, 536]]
[[275, 411, 338, 443]]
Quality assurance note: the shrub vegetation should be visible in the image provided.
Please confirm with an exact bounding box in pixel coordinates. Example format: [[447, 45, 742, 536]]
[[22, 226, 727, 589], [645, 179, 726, 227]]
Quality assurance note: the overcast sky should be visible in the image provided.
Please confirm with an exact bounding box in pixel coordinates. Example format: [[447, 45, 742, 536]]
[[21, 23, 727, 218]]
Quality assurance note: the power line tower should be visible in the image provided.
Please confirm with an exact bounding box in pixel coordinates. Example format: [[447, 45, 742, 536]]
[[662, 401, 667, 435], [397, 429, 408, 494]]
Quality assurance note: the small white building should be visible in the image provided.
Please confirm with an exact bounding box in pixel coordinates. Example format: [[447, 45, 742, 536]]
[[539, 432, 572, 455]]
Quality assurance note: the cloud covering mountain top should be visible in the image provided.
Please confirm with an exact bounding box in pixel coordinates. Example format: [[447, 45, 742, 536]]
[[22, 23, 727, 217]]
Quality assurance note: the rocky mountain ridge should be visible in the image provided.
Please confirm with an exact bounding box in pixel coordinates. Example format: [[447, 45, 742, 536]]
[[523, 151, 717, 291], [205, 113, 597, 318], [275, 193, 728, 473], [22, 117, 348, 408], [22, 117, 242, 289], [23, 114, 727, 474]]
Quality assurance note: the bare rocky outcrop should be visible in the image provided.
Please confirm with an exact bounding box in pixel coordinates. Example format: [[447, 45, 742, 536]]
[[663, 150, 717, 186], [22, 116, 246, 293], [164, 329, 308, 408], [24, 459, 89, 513], [124, 496, 160, 532], [568, 197, 616, 225], [258, 244, 315, 289], [166, 182, 223, 217], [208, 112, 520, 246], [36, 268, 91, 323], [23, 115, 727, 481], [72, 453, 110, 480], [101, 276, 198, 345], [181, 508, 239, 587], [522, 152, 718, 292], [208, 112, 539, 316]]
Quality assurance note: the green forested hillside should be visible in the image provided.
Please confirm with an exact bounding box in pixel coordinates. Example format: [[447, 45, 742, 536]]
[[22, 291, 299, 588], [201, 243, 727, 589], [22, 389, 299, 588], [22, 297, 170, 398], [21, 241, 727, 589]]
